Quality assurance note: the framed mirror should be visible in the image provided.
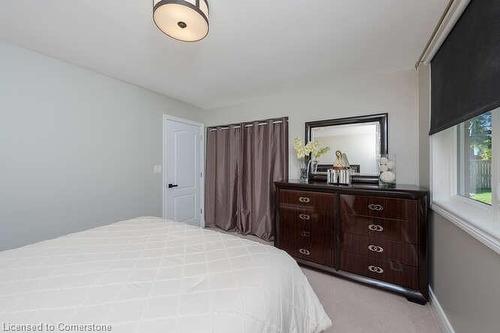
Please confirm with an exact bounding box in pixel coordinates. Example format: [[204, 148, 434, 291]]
[[305, 113, 388, 183]]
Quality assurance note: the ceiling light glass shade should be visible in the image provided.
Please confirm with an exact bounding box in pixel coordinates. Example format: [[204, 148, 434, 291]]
[[153, 0, 209, 42]]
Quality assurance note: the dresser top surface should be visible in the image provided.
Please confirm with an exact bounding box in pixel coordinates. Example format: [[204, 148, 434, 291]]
[[275, 180, 429, 198]]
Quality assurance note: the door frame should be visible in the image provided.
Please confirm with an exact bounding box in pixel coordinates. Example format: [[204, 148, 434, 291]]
[[162, 114, 205, 227]]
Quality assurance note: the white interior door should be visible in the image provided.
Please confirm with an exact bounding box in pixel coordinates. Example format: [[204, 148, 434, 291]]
[[164, 117, 203, 226]]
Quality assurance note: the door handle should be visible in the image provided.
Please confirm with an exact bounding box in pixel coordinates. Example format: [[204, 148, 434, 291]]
[[168, 184, 179, 188]]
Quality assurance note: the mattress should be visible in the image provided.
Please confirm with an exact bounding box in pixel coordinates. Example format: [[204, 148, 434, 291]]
[[0, 217, 331, 333]]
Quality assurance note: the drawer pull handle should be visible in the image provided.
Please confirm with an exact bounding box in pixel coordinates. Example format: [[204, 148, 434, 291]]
[[368, 265, 384, 274], [299, 197, 311, 203], [368, 224, 384, 232], [368, 245, 384, 253], [301, 231, 311, 237], [299, 214, 311, 220], [368, 204, 384, 211], [299, 249, 311, 256]]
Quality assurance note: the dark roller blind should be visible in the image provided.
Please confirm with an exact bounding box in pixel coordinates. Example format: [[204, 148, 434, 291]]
[[430, 0, 500, 135]]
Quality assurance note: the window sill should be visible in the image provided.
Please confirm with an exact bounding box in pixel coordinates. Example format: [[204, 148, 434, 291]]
[[432, 198, 500, 255]]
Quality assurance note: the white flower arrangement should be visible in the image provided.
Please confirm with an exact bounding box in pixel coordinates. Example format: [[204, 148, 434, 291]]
[[293, 138, 330, 160]]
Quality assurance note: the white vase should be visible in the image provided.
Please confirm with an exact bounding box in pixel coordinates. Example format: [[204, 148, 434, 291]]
[[378, 154, 396, 185], [299, 167, 308, 182]]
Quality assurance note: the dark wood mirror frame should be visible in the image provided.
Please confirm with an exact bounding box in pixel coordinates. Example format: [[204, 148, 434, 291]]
[[305, 113, 388, 184]]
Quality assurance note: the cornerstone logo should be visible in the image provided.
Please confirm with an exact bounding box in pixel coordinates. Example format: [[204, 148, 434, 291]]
[[2, 323, 113, 332]]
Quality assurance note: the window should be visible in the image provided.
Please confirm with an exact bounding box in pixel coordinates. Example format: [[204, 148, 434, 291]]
[[431, 108, 500, 253], [457, 112, 492, 205]]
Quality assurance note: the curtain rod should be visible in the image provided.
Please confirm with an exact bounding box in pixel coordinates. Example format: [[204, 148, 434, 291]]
[[208, 120, 286, 131], [207, 117, 288, 131], [414, 0, 455, 69]]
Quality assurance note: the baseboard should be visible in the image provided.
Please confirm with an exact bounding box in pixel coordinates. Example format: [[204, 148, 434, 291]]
[[429, 287, 456, 333]]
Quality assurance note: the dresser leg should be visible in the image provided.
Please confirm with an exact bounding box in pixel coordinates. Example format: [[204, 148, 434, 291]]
[[405, 295, 427, 305]]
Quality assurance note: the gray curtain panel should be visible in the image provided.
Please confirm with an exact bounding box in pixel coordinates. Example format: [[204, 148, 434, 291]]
[[205, 117, 288, 241]]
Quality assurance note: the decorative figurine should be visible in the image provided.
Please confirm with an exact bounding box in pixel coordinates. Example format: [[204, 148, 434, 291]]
[[341, 153, 350, 169], [332, 150, 351, 185], [333, 150, 349, 169]]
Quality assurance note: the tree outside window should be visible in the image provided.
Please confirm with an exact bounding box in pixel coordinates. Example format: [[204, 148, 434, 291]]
[[459, 112, 492, 205]]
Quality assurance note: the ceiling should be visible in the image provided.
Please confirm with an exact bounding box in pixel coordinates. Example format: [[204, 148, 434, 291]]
[[0, 0, 447, 109]]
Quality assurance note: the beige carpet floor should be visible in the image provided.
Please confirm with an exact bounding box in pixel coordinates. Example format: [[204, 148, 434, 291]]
[[302, 267, 442, 333]]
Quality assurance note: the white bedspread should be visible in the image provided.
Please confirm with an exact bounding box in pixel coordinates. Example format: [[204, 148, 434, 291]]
[[0, 217, 331, 333]]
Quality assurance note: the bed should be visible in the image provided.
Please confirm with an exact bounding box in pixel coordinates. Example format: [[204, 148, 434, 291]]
[[0, 217, 331, 333]]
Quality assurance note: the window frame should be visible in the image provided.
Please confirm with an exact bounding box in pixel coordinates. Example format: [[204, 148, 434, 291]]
[[431, 109, 500, 254]]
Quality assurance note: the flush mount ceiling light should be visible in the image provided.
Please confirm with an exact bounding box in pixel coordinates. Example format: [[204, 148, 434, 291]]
[[153, 0, 209, 42]]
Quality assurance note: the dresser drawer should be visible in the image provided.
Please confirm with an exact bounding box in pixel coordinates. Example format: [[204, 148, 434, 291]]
[[277, 200, 335, 267], [290, 236, 314, 261], [279, 235, 333, 266], [341, 233, 418, 266], [340, 252, 418, 290], [340, 213, 417, 244], [340, 194, 417, 221], [279, 189, 334, 210]]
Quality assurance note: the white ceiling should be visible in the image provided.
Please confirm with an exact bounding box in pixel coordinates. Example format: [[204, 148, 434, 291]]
[[0, 0, 447, 109]]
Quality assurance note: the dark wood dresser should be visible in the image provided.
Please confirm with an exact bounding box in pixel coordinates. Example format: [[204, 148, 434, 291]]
[[274, 180, 429, 304]]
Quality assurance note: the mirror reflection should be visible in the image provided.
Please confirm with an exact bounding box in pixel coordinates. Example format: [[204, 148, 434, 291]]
[[310, 122, 381, 175]]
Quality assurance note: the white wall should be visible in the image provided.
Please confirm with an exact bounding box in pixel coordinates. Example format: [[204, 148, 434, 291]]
[[200, 70, 419, 185], [0, 42, 203, 250]]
